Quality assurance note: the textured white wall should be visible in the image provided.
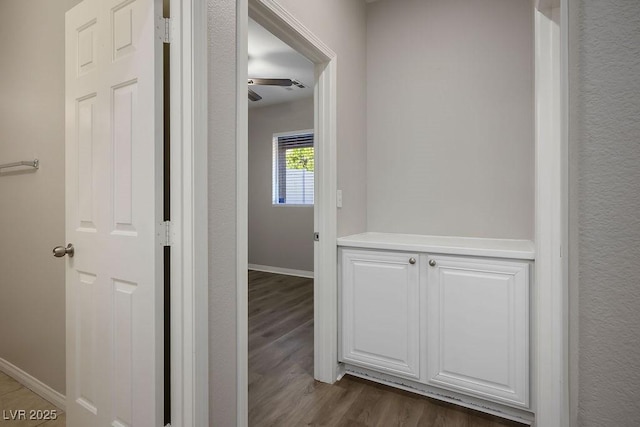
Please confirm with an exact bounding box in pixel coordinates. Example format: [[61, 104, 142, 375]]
[[0, 0, 80, 395], [249, 98, 314, 272], [208, 0, 238, 425], [366, 0, 534, 239], [569, 0, 640, 425]]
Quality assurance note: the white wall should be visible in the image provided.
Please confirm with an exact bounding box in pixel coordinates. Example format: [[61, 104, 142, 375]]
[[366, 0, 534, 239], [0, 0, 80, 395], [569, 0, 640, 425], [272, 0, 368, 238], [249, 98, 314, 272], [208, 0, 238, 425]]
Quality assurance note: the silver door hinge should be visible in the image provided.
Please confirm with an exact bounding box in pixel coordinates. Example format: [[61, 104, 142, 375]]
[[161, 220, 172, 246], [314, 232, 320, 242], [159, 17, 171, 44]]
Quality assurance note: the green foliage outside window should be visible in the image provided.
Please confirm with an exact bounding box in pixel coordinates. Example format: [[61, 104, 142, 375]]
[[285, 147, 314, 172]]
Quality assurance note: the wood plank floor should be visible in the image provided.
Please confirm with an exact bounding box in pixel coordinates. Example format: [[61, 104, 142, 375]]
[[248, 270, 525, 427]]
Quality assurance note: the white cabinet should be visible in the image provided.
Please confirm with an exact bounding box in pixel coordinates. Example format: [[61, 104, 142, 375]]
[[425, 255, 529, 407], [338, 234, 534, 413], [340, 249, 421, 380]]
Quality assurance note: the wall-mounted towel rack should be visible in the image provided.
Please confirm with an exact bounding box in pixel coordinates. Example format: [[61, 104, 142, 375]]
[[0, 159, 39, 171]]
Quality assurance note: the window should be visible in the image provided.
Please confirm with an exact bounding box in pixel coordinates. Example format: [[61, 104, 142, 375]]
[[272, 130, 314, 205]]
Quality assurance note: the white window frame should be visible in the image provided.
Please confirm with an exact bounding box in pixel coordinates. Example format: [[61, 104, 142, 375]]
[[271, 128, 315, 207]]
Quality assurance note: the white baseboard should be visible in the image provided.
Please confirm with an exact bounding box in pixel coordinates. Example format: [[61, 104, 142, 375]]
[[0, 357, 65, 410], [248, 264, 314, 279]]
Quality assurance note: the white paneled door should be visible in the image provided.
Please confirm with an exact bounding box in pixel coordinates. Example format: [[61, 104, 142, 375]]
[[65, 0, 163, 425]]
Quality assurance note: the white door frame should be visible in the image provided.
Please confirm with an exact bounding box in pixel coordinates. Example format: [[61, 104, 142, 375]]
[[533, 0, 569, 426], [228, 1, 570, 427], [244, 0, 339, 383], [168, 0, 209, 425], [236, 0, 338, 424]]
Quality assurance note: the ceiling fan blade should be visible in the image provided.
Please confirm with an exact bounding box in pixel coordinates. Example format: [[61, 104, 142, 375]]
[[248, 78, 293, 87], [248, 88, 262, 102]]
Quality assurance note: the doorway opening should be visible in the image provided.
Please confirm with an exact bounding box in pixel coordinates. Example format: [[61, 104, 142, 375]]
[[238, 1, 339, 423], [246, 17, 317, 421]]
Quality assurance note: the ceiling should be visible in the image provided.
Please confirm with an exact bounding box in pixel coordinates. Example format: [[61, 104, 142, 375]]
[[247, 18, 314, 109]]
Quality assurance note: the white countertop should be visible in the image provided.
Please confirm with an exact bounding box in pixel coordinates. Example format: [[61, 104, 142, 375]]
[[337, 232, 535, 260]]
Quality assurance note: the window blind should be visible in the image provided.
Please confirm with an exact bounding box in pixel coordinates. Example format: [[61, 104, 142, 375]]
[[273, 132, 314, 205]]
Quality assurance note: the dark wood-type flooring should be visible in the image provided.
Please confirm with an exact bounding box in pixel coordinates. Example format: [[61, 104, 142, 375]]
[[248, 270, 526, 427]]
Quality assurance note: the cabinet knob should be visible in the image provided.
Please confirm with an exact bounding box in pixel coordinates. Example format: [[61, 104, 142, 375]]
[[429, 259, 436, 267], [409, 257, 416, 265]]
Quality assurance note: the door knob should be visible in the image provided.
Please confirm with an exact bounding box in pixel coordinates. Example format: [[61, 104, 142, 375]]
[[429, 259, 436, 267], [409, 257, 416, 265], [53, 243, 74, 258]]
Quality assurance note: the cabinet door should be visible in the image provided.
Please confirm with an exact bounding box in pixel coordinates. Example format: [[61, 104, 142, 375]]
[[340, 249, 420, 380], [426, 256, 529, 407]]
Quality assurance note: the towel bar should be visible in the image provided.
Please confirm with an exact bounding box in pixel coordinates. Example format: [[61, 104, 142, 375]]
[[0, 159, 39, 170]]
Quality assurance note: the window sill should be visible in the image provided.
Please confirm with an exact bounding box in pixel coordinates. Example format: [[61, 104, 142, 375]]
[[272, 204, 314, 208]]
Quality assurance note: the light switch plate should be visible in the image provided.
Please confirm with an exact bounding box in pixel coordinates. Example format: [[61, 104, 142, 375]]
[[337, 189, 343, 208]]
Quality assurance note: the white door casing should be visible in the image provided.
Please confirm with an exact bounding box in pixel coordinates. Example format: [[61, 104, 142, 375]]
[[65, 0, 163, 425], [246, 0, 339, 390], [426, 255, 529, 408]]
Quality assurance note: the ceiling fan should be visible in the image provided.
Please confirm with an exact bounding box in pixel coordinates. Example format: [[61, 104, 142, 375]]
[[247, 78, 306, 101]]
